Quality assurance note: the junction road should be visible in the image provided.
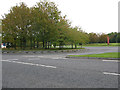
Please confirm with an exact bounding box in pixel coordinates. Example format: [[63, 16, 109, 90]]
[[2, 46, 119, 88]]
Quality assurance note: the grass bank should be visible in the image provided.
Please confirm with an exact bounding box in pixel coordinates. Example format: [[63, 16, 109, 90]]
[[69, 52, 120, 58]]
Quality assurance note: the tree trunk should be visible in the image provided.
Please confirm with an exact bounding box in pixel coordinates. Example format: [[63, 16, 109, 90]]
[[14, 43, 16, 50], [23, 37, 26, 50], [24, 39, 26, 50], [75, 44, 77, 49], [14, 38, 16, 50], [43, 40, 44, 49], [71, 44, 73, 49], [34, 41, 35, 49], [45, 42, 47, 49], [48, 42, 49, 49], [30, 38, 32, 49], [50, 42, 52, 48], [37, 41, 39, 48], [20, 39, 22, 49]]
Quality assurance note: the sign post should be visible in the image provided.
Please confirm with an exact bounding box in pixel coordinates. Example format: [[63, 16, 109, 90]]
[[107, 36, 109, 45]]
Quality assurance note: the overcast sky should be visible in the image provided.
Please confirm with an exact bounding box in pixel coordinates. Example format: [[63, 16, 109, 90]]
[[0, 0, 119, 34]]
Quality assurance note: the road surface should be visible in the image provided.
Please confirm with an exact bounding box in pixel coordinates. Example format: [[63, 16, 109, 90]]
[[2, 46, 119, 88]]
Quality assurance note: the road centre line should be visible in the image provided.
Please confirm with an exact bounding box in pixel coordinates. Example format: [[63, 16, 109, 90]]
[[103, 72, 120, 76], [2, 60, 57, 68], [102, 60, 119, 62]]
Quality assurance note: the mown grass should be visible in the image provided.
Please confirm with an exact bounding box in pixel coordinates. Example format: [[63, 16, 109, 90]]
[[83, 43, 120, 47], [69, 52, 120, 58]]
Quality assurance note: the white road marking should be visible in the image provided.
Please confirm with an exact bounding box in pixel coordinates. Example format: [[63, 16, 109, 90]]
[[37, 56, 44, 57], [23, 56, 36, 57], [2, 60, 57, 68], [23, 55, 68, 60], [52, 57, 60, 59], [2, 59, 18, 61], [23, 55, 44, 57], [28, 58, 40, 60], [52, 57, 68, 59], [103, 72, 120, 76], [102, 60, 119, 62]]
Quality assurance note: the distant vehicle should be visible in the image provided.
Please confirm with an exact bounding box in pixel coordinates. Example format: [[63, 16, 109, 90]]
[[1, 43, 6, 48]]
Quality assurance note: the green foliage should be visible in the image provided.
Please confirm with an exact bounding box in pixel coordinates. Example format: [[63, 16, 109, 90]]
[[108, 32, 118, 43], [116, 33, 120, 43], [2, 1, 90, 50], [89, 33, 99, 43], [89, 33, 108, 43]]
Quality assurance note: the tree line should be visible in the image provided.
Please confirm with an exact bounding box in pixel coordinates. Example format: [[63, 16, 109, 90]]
[[2, 1, 119, 50], [88, 32, 120, 43]]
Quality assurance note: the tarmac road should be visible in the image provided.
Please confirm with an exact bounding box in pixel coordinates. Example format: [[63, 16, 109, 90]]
[[2, 46, 119, 88]]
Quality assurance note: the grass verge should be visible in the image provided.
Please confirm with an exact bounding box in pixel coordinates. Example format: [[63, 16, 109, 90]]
[[83, 43, 120, 47], [69, 52, 120, 58]]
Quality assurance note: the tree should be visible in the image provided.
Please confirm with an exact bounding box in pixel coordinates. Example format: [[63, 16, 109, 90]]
[[67, 27, 89, 49], [116, 32, 120, 43], [2, 1, 91, 50], [2, 2, 31, 49], [31, 1, 61, 49], [108, 32, 118, 43], [89, 33, 99, 43], [98, 33, 107, 43]]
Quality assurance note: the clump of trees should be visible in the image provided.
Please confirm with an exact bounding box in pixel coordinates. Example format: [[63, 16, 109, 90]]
[[88, 33, 108, 43], [2, 1, 89, 50], [2, 1, 119, 50], [88, 32, 120, 44], [108, 32, 120, 43]]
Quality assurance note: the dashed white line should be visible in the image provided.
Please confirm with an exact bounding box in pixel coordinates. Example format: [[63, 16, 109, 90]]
[[103, 72, 120, 76], [52, 57, 68, 59], [23, 56, 44, 58], [2, 59, 18, 61], [37, 56, 44, 57], [23, 56, 36, 57], [22, 55, 68, 60], [102, 60, 119, 62], [2, 60, 57, 68], [28, 58, 40, 60]]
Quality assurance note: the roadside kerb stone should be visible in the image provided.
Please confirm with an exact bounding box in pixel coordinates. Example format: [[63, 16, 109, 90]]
[[2, 49, 84, 54], [66, 56, 120, 60]]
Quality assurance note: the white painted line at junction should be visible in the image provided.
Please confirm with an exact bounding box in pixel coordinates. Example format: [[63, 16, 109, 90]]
[[37, 56, 44, 57], [52, 57, 60, 59], [23, 55, 44, 58], [62, 58, 68, 59], [2, 59, 18, 61], [103, 72, 120, 76], [102, 60, 119, 62], [23, 56, 36, 57], [28, 58, 40, 60], [52, 57, 68, 59], [2, 60, 57, 68]]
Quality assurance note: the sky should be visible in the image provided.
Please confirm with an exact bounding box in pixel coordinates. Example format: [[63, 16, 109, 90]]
[[0, 0, 119, 34]]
